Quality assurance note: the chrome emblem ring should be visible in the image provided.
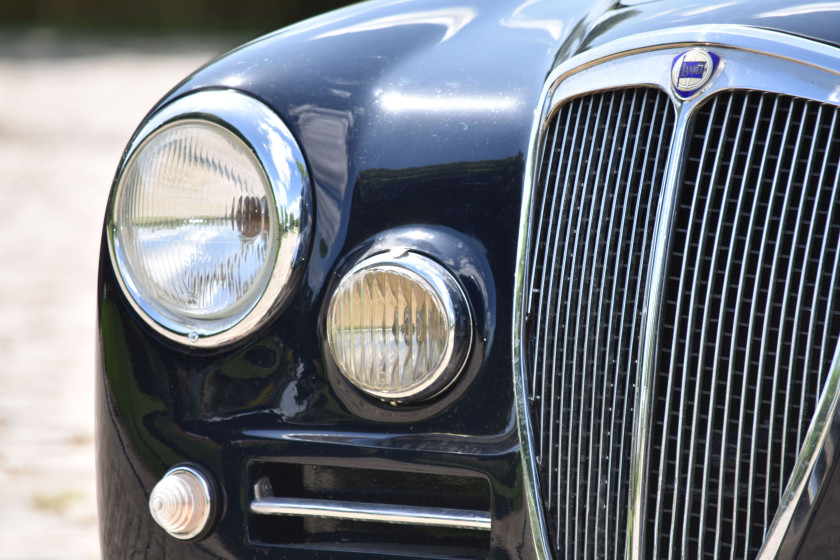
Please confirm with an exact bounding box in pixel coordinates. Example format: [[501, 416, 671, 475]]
[[671, 48, 720, 99]]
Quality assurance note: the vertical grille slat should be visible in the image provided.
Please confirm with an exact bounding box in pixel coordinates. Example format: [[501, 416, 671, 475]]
[[535, 112, 564, 478], [728, 93, 779, 560], [583, 91, 625, 560], [615, 90, 670, 560], [681, 94, 734, 556], [776, 103, 823, 505], [744, 94, 789, 558], [585, 92, 616, 560], [648, 92, 840, 560], [711, 92, 764, 560], [576, 92, 603, 559], [696, 94, 746, 556], [793, 108, 836, 454], [558, 98, 588, 551], [525, 87, 674, 560], [819, 151, 840, 376], [565, 94, 596, 558], [761, 99, 809, 530], [595, 91, 625, 560], [600, 88, 643, 560], [602, 89, 636, 560]]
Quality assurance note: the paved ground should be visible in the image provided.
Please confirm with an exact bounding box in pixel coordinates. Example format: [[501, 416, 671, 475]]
[[0, 29, 243, 558]]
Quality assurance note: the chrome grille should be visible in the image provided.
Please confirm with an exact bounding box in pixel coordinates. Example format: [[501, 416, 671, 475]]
[[525, 87, 675, 559], [520, 48, 840, 559], [647, 92, 840, 559]]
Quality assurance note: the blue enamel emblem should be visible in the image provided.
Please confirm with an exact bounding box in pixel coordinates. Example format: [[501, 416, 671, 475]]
[[671, 49, 720, 99]]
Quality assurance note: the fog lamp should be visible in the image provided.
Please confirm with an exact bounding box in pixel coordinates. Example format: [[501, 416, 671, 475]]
[[149, 465, 216, 540], [326, 250, 472, 402]]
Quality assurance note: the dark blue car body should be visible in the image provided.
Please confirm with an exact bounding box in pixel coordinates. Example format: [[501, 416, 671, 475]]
[[97, 0, 840, 558]]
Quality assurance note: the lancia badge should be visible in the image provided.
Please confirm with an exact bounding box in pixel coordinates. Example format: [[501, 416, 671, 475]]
[[671, 48, 720, 99]]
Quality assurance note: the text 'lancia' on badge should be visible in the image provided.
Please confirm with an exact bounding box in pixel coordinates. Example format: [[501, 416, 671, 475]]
[[671, 48, 720, 99]]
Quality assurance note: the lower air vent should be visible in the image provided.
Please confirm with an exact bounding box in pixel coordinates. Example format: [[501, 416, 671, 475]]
[[249, 462, 491, 558]]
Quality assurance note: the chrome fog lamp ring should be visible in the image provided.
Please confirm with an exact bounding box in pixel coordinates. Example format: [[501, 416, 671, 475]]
[[326, 250, 473, 403], [107, 89, 311, 347]]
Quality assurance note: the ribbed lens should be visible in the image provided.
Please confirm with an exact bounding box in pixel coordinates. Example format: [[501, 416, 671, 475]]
[[148, 466, 215, 540], [113, 121, 276, 324], [326, 253, 471, 402]]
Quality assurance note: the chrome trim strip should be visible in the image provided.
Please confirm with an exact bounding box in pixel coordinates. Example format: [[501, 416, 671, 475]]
[[514, 24, 840, 560], [512, 29, 555, 555], [715, 92, 765, 558], [544, 25, 840, 93], [250, 497, 492, 531]]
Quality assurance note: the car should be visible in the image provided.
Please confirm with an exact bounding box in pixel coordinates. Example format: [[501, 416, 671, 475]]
[[96, 0, 840, 558]]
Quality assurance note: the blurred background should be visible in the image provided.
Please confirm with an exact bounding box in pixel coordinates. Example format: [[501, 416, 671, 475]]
[[0, 2, 353, 557], [1, 1, 354, 31]]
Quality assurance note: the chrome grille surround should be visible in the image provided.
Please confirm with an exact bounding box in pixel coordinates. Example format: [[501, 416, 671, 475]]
[[512, 27, 840, 560]]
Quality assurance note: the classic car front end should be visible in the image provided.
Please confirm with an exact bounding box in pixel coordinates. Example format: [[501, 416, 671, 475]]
[[97, 0, 840, 558]]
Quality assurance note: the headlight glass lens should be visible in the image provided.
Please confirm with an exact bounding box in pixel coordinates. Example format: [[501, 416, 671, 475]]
[[326, 252, 472, 402], [114, 121, 275, 322], [108, 90, 310, 346]]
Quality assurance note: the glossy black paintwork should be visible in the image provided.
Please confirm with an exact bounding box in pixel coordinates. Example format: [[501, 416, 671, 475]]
[[97, 0, 607, 557], [97, 0, 840, 557]]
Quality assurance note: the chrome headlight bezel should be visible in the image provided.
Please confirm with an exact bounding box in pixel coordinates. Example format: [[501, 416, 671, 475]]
[[107, 89, 311, 348]]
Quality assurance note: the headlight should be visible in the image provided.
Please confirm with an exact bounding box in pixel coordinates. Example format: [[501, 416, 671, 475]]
[[108, 90, 310, 346], [326, 250, 472, 403]]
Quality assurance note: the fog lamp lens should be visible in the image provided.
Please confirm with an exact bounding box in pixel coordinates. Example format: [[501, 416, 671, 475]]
[[326, 251, 472, 402], [149, 466, 215, 540]]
